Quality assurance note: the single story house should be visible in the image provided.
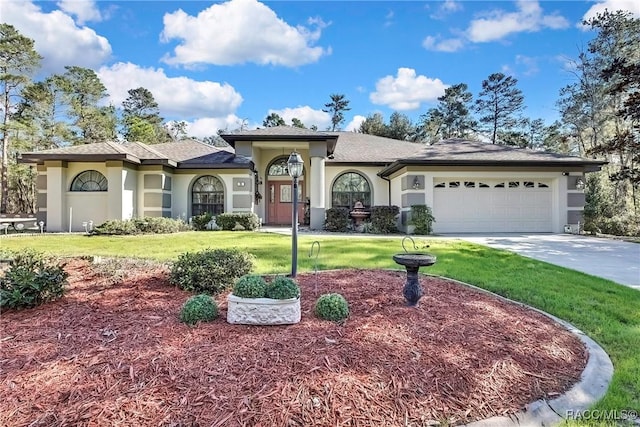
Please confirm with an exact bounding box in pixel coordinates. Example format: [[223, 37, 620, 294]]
[[19, 126, 605, 233]]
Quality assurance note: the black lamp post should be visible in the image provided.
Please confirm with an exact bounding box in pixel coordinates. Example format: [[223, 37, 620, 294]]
[[287, 151, 304, 277]]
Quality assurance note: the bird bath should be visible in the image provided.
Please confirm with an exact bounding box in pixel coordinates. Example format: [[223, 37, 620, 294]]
[[393, 236, 436, 306]]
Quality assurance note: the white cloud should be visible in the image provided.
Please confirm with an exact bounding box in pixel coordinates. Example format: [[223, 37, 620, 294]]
[[268, 106, 330, 129], [466, 0, 569, 43], [186, 116, 247, 138], [501, 55, 540, 78], [384, 10, 395, 27], [345, 115, 366, 132], [441, 0, 463, 14], [555, 55, 578, 72], [422, 35, 465, 52], [97, 62, 243, 119], [430, 0, 463, 19], [501, 64, 515, 76], [370, 68, 448, 111], [57, 0, 102, 25], [2, 0, 112, 73], [515, 55, 540, 76], [160, 0, 330, 67], [582, 0, 640, 24]]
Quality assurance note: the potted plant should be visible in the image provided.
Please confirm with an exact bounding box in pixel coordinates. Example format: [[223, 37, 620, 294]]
[[227, 275, 301, 325]]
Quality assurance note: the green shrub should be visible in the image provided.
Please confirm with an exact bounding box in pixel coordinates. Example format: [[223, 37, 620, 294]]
[[169, 248, 254, 295], [94, 217, 191, 235], [233, 275, 267, 298], [314, 293, 349, 322], [324, 208, 350, 232], [409, 205, 435, 235], [265, 276, 300, 299], [191, 213, 214, 231], [180, 294, 218, 325], [216, 213, 260, 231], [140, 217, 191, 233], [0, 249, 68, 310], [369, 205, 399, 234], [584, 213, 640, 237], [94, 219, 137, 235]]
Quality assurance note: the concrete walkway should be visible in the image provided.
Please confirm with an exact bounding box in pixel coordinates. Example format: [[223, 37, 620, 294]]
[[447, 234, 640, 290]]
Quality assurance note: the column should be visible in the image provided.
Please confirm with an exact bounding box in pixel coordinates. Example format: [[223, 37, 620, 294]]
[[106, 161, 124, 220], [44, 161, 66, 232], [309, 142, 327, 230]]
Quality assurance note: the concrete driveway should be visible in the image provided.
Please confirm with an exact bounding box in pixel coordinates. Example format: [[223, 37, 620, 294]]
[[448, 234, 640, 290]]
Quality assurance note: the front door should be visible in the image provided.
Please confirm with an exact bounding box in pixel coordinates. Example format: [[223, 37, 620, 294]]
[[267, 181, 304, 225]]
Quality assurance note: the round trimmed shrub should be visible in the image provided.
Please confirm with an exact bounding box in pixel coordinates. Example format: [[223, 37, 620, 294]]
[[265, 276, 300, 300], [314, 293, 349, 322], [180, 294, 218, 325], [233, 275, 267, 298], [169, 248, 254, 295]]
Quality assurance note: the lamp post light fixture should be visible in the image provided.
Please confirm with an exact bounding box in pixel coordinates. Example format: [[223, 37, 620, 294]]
[[287, 151, 304, 278]]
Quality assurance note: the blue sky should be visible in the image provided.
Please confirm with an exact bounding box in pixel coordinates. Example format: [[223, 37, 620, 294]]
[[3, 0, 639, 138]]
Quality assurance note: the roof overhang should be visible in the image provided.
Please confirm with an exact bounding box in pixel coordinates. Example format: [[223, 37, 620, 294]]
[[177, 161, 255, 170], [378, 159, 608, 177], [19, 153, 179, 167], [221, 133, 339, 157]]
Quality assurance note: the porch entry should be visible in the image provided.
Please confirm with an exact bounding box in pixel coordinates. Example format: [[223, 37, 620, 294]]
[[267, 180, 304, 225]]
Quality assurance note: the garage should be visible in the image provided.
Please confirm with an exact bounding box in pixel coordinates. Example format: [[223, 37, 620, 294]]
[[432, 179, 553, 233]]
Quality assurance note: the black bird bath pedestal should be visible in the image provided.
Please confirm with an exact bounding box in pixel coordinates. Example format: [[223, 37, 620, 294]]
[[393, 236, 437, 306]]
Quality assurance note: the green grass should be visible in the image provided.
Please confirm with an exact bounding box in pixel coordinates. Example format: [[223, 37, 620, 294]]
[[1, 231, 639, 424]]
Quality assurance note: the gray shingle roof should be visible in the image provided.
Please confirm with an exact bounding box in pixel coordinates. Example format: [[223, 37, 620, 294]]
[[19, 133, 605, 173], [23, 142, 125, 156], [19, 139, 251, 169], [328, 132, 425, 163], [410, 139, 598, 162], [375, 138, 605, 176], [152, 140, 234, 163], [328, 134, 604, 166], [221, 126, 332, 139]]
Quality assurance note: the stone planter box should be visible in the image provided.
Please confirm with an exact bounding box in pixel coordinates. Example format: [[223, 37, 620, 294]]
[[227, 294, 301, 325]]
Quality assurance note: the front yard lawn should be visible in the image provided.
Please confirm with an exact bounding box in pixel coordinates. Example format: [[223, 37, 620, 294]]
[[1, 231, 638, 425]]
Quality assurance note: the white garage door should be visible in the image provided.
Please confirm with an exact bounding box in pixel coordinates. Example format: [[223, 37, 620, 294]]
[[433, 179, 552, 233]]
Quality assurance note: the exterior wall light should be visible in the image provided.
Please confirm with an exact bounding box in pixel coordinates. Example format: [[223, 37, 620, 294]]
[[576, 177, 585, 190], [412, 176, 420, 190]]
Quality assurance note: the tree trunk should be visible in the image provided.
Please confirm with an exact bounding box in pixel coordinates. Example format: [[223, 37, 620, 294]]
[[1, 86, 10, 213]]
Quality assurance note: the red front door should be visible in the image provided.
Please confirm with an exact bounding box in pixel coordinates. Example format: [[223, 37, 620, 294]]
[[267, 181, 304, 225]]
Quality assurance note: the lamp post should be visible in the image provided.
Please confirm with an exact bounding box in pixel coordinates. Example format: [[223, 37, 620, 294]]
[[287, 151, 304, 277]]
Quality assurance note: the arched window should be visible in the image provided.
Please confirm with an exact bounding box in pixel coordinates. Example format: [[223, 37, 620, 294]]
[[192, 176, 224, 216], [332, 172, 371, 209], [70, 170, 108, 191], [267, 157, 290, 176]]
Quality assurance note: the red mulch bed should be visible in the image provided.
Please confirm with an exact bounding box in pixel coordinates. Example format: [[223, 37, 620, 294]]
[[0, 258, 587, 427]]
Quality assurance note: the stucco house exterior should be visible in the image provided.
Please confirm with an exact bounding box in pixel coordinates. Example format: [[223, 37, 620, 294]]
[[19, 126, 605, 233]]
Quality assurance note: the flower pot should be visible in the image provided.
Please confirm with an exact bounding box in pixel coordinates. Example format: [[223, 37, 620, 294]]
[[227, 294, 301, 325]]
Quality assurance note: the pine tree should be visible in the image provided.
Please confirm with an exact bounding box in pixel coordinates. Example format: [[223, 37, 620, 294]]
[[475, 73, 525, 144], [323, 94, 350, 131], [0, 24, 41, 213]]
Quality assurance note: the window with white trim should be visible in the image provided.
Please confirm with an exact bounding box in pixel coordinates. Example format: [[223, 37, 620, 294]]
[[70, 170, 108, 191], [192, 176, 224, 216], [332, 172, 371, 209]]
